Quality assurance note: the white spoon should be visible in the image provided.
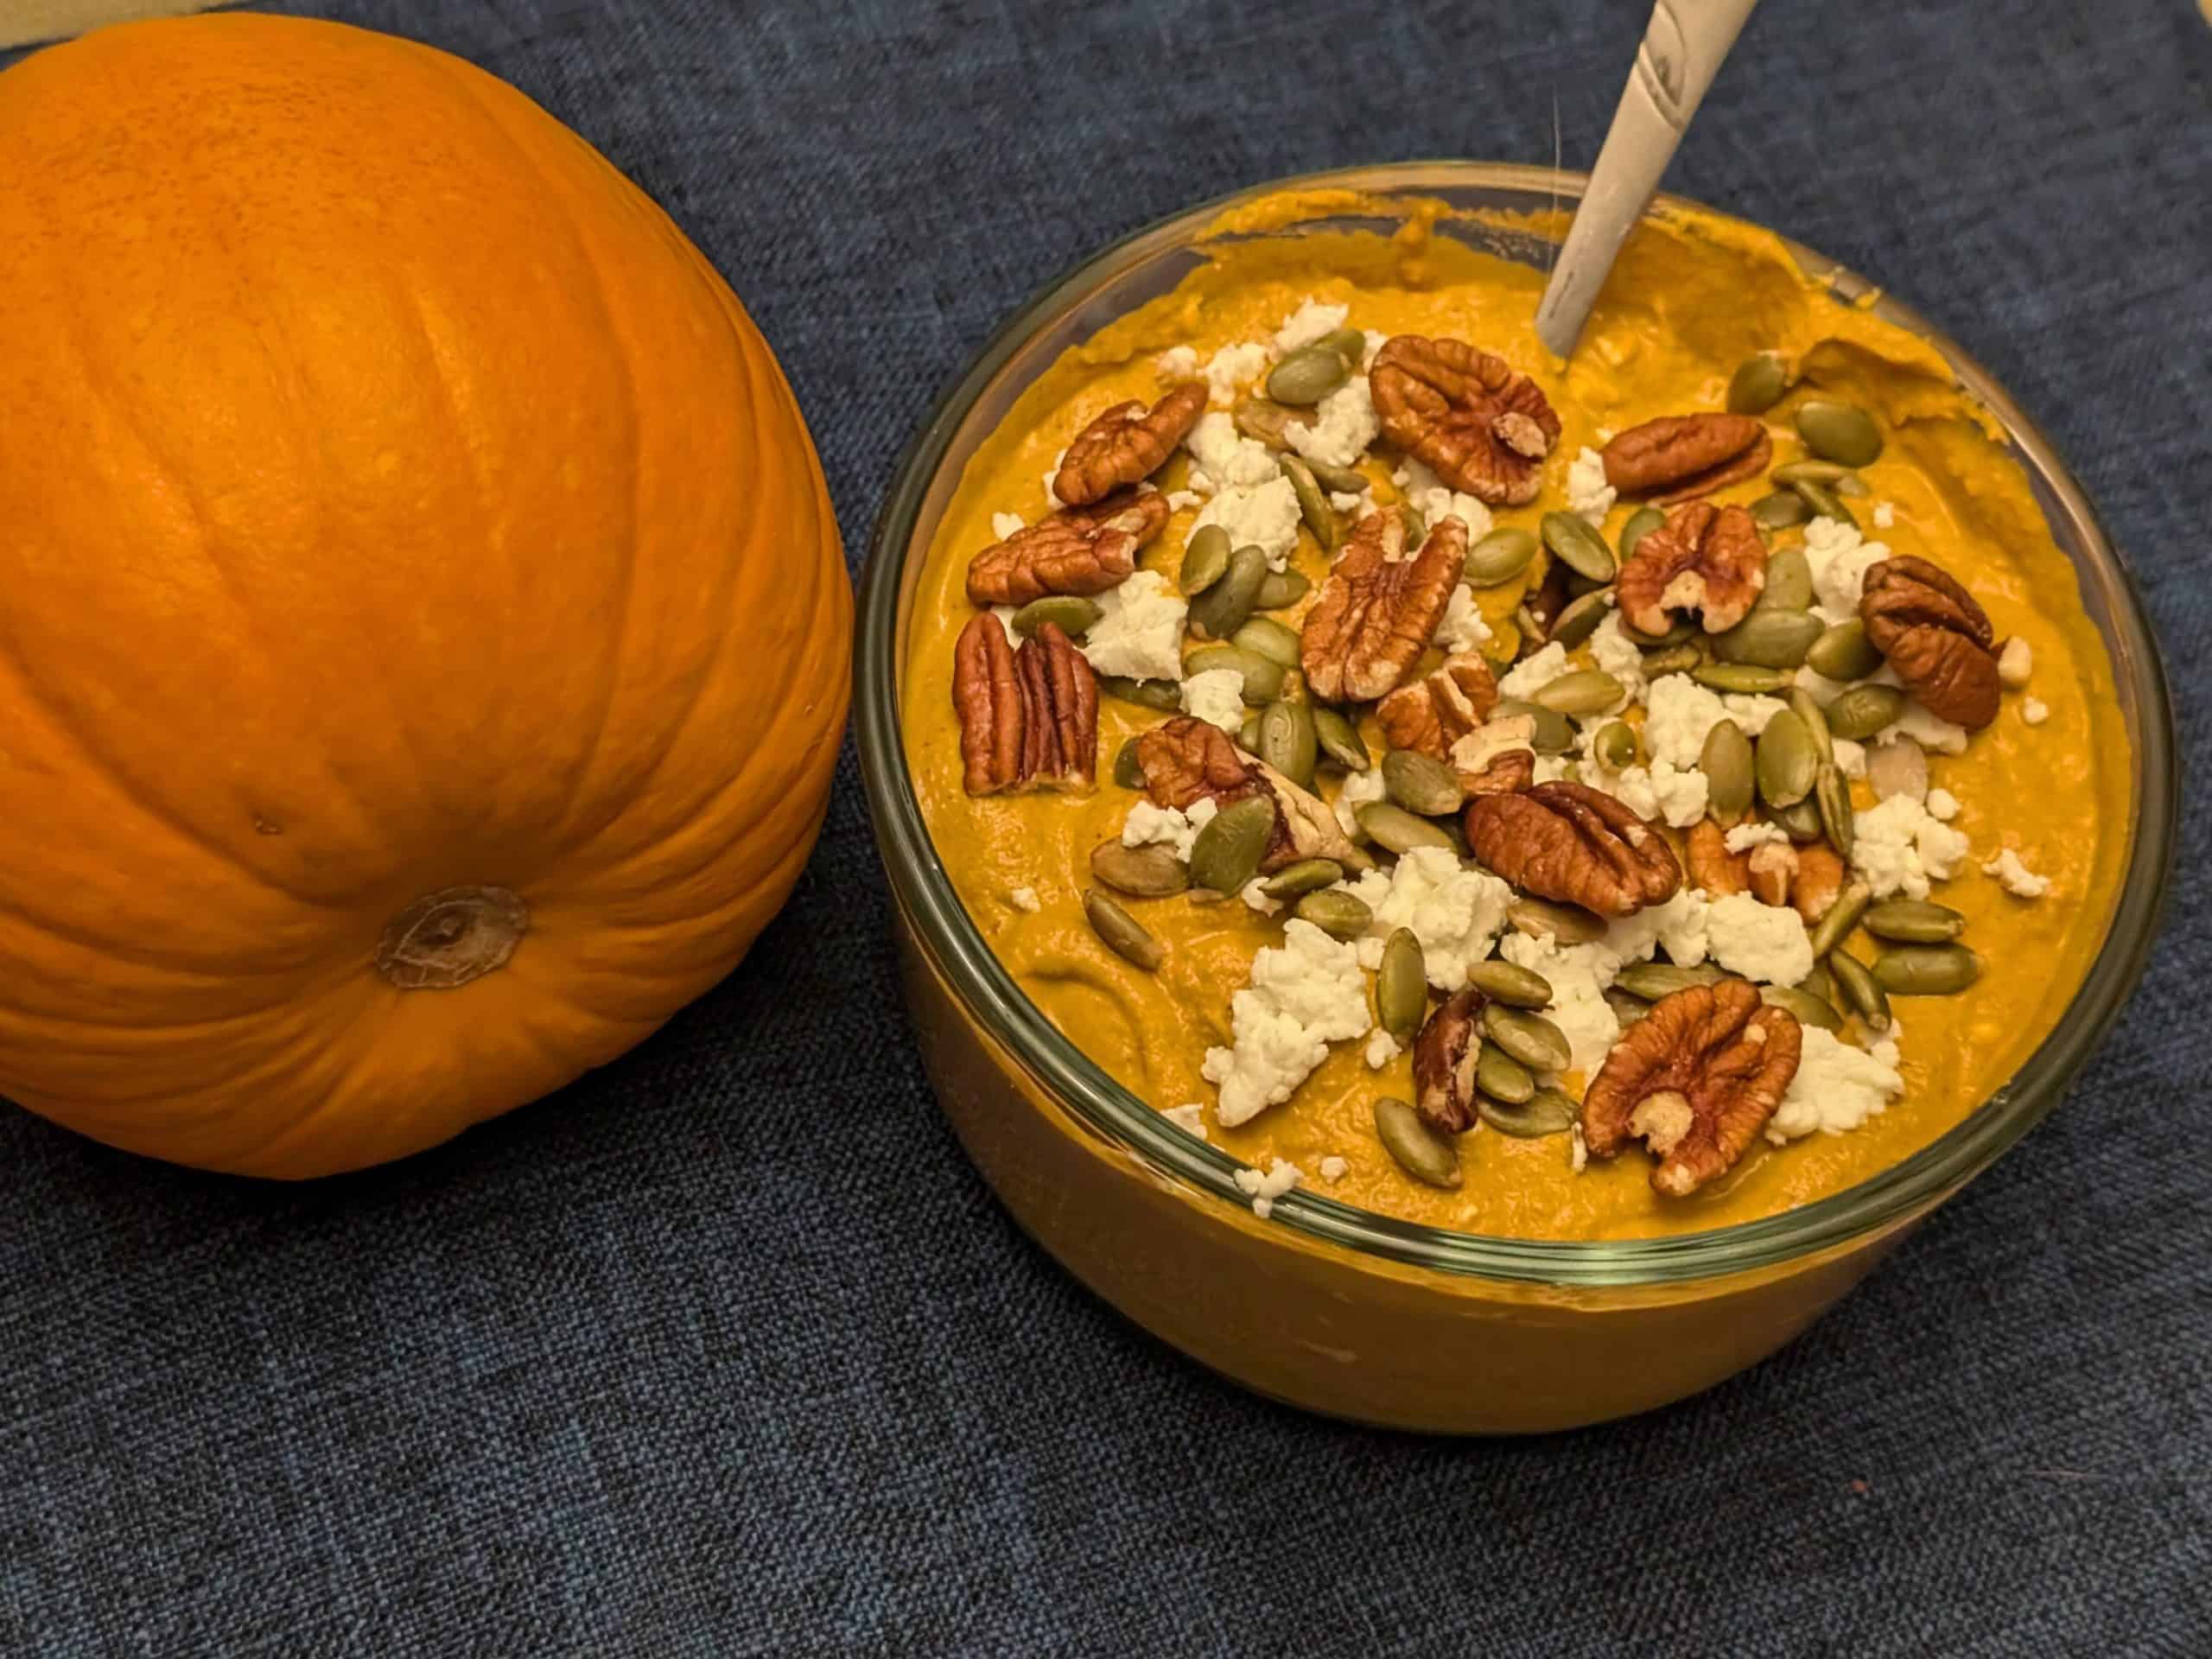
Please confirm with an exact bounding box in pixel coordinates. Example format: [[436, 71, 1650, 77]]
[[1535, 0, 1762, 359]]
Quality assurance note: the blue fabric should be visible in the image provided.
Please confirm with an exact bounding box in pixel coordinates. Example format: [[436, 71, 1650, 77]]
[[5, 2, 2209, 1653]]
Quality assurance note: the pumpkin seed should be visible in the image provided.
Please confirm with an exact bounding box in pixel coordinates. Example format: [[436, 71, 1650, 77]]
[[1234, 397, 1298, 449], [1313, 705, 1370, 771], [1727, 351, 1790, 415], [1281, 454, 1338, 554], [1476, 1042, 1535, 1105], [1823, 684, 1906, 741], [1184, 644, 1285, 704], [1797, 963, 1835, 1006], [1306, 458, 1369, 494], [1255, 569, 1310, 611], [1770, 459, 1855, 486], [1763, 796, 1824, 843], [1552, 588, 1616, 651], [1237, 711, 1262, 754], [1012, 594, 1103, 638], [1179, 524, 1232, 596], [1294, 888, 1373, 941], [1762, 983, 1844, 1032], [1382, 749, 1465, 817], [1713, 608, 1824, 670], [1268, 343, 1351, 406], [1461, 528, 1539, 588], [1700, 717, 1756, 822], [1624, 617, 1698, 648], [1834, 474, 1872, 499], [1693, 662, 1794, 695], [1491, 698, 1576, 753], [1100, 675, 1182, 711], [1751, 490, 1813, 531], [1114, 739, 1147, 791], [1084, 888, 1164, 970], [1605, 987, 1651, 1027], [1089, 839, 1191, 898], [1541, 511, 1617, 582], [1756, 710, 1820, 809], [1189, 795, 1276, 894], [1614, 962, 1724, 1001], [1480, 1004, 1572, 1072], [1232, 616, 1303, 668], [1759, 544, 1815, 613], [1357, 801, 1457, 855], [1564, 569, 1611, 601], [1374, 1097, 1461, 1188], [1376, 929, 1428, 1039], [1401, 502, 1427, 550], [1807, 880, 1872, 958], [1643, 642, 1705, 678], [1531, 668, 1625, 719], [1258, 698, 1319, 788], [1465, 959, 1554, 1009], [1512, 604, 1547, 648], [1789, 478, 1857, 530], [1827, 948, 1891, 1032], [1508, 897, 1608, 946], [1794, 400, 1885, 468], [1815, 763, 1855, 860], [1808, 619, 1883, 682], [1864, 899, 1967, 944], [1865, 734, 1929, 803], [1786, 687, 1834, 766], [1592, 720, 1637, 771], [1188, 543, 1268, 639], [1618, 505, 1668, 563], [1314, 325, 1369, 368], [1262, 858, 1344, 899], [1478, 1088, 1579, 1140], [1873, 944, 1983, 996]]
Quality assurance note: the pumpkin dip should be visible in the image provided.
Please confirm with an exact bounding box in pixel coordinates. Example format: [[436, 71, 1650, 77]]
[[902, 193, 2129, 1243]]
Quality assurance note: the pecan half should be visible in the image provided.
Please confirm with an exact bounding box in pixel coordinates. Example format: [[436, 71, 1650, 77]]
[[1685, 823, 1845, 918], [1449, 716, 1537, 797], [965, 488, 1169, 606], [1412, 987, 1486, 1135], [1859, 556, 2000, 730], [1463, 781, 1681, 917], [1300, 508, 1466, 702], [1133, 715, 1357, 870], [1370, 335, 1561, 505], [1052, 384, 1208, 507], [1580, 979, 1802, 1197], [1602, 414, 1772, 504], [953, 615, 1098, 794], [1615, 501, 1768, 635], [1376, 652, 1499, 758]]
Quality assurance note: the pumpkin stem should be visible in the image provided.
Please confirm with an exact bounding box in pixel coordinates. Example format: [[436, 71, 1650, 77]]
[[376, 887, 529, 990]]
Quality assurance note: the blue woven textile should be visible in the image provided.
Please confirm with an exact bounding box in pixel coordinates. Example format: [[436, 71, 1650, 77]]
[[5, 3, 2209, 1653]]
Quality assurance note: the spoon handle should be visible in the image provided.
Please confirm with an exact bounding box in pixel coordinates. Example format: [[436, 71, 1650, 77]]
[[1535, 0, 1760, 359]]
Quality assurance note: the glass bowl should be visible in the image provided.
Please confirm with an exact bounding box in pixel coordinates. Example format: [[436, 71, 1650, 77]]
[[854, 162, 2176, 1432]]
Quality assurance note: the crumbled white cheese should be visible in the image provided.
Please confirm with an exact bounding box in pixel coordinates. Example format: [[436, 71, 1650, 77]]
[[1723, 822, 1789, 855], [1079, 570, 1188, 682], [1570, 1124, 1589, 1173], [1287, 376, 1382, 470], [1165, 489, 1201, 513], [1406, 482, 1495, 545], [1328, 490, 1370, 514], [1876, 701, 1970, 755], [1435, 584, 1494, 653], [1592, 759, 1707, 829], [1532, 754, 1574, 784], [1272, 299, 1350, 355], [1319, 1154, 1350, 1183], [1185, 412, 1281, 494], [1364, 1029, 1401, 1070], [1723, 694, 1791, 737], [2023, 696, 2050, 727], [1872, 502, 1896, 530], [1332, 764, 1389, 841], [1587, 612, 1645, 701], [1498, 931, 1624, 1076], [991, 511, 1027, 541], [1852, 793, 1972, 900], [1162, 1102, 1207, 1138], [1361, 329, 1387, 368], [1566, 446, 1618, 526], [991, 605, 1022, 645], [1707, 893, 1815, 986], [1180, 667, 1248, 733], [1768, 1026, 1905, 1141], [1203, 921, 1371, 1127], [1234, 1158, 1305, 1219], [1241, 880, 1282, 916], [1642, 675, 1777, 770], [1498, 641, 1572, 702], [1984, 847, 2051, 899], [1833, 738, 1867, 779], [1201, 341, 1268, 408], [1802, 516, 1895, 626], [1999, 637, 2034, 688], [1157, 346, 1199, 378], [1925, 788, 1960, 822], [1122, 796, 1217, 862], [1347, 846, 1515, 990], [1192, 475, 1302, 571], [1606, 887, 1714, 970], [1007, 887, 1041, 913]]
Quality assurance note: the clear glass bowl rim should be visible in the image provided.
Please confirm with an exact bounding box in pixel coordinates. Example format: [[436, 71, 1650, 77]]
[[854, 161, 2177, 1288]]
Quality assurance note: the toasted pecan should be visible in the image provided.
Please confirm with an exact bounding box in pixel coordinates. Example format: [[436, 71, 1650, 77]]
[[1615, 501, 1768, 635], [1133, 715, 1357, 871], [1370, 335, 1561, 505], [1602, 414, 1772, 504], [1300, 508, 1465, 703], [1859, 556, 2000, 730], [1412, 987, 1487, 1135], [1463, 781, 1681, 917], [1052, 384, 1208, 507], [1376, 652, 1500, 759], [965, 488, 1168, 606], [954, 615, 1098, 794]]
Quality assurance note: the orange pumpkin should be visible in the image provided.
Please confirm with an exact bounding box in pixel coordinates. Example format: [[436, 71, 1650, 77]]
[[0, 16, 851, 1176]]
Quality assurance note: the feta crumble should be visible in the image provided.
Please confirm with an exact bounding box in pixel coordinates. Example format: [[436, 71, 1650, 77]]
[[991, 511, 1026, 540], [1272, 300, 1350, 355], [1332, 764, 1388, 841], [1241, 880, 1282, 916], [1185, 412, 1281, 494], [1924, 788, 1960, 822], [1192, 475, 1302, 570], [1570, 1124, 1589, 1173], [1872, 501, 1896, 530], [1180, 667, 1248, 733], [1587, 612, 1645, 701], [1852, 793, 1972, 899], [1319, 1154, 1351, 1183], [1405, 483, 1495, 545], [1364, 1029, 1402, 1070], [1286, 376, 1382, 470], [1802, 516, 1895, 626], [1007, 887, 1041, 913], [1157, 346, 1199, 378], [2023, 696, 2050, 727], [1498, 642, 1572, 702], [1641, 675, 1783, 769], [1435, 584, 1495, 653], [1833, 738, 1868, 779], [1344, 847, 1514, 990], [1164, 489, 1201, 513], [1162, 1102, 1207, 1138], [1725, 821, 1791, 854], [1497, 931, 1625, 1075], [1984, 848, 2052, 899], [1080, 570, 1188, 683], [1768, 1026, 1905, 1141], [1122, 797, 1217, 861], [1566, 446, 1618, 526], [1706, 893, 1815, 986], [1201, 341, 1268, 408], [1877, 701, 1970, 755], [1590, 759, 1708, 829], [1203, 921, 1371, 1126], [1234, 1158, 1304, 1219]]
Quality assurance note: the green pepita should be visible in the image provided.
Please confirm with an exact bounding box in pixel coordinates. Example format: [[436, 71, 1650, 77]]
[[1592, 720, 1638, 771], [1294, 888, 1372, 942], [1614, 962, 1724, 1001], [1255, 569, 1310, 611], [1786, 687, 1834, 766], [1465, 959, 1554, 1009], [1623, 617, 1698, 648], [1232, 616, 1303, 668], [1357, 801, 1457, 855], [1237, 711, 1261, 754], [1797, 963, 1835, 1006], [1382, 749, 1465, 817], [1267, 343, 1351, 406], [1762, 983, 1845, 1032], [1012, 594, 1103, 638], [1305, 458, 1369, 495], [1112, 738, 1146, 791], [1477, 1088, 1580, 1140], [1188, 795, 1276, 895], [1188, 543, 1268, 640], [1376, 929, 1428, 1039], [1088, 839, 1190, 899], [1807, 880, 1872, 958], [1605, 988, 1652, 1027], [1751, 490, 1813, 531], [1808, 619, 1884, 682], [1770, 459, 1855, 486], [1864, 899, 1967, 944], [1491, 698, 1576, 753], [1727, 351, 1790, 415], [1815, 763, 1854, 860], [1316, 326, 1370, 367], [1084, 888, 1164, 970], [1789, 478, 1857, 530], [1693, 662, 1794, 695], [1374, 1096, 1461, 1188], [1183, 644, 1286, 704], [1100, 675, 1182, 711], [1763, 796, 1824, 844], [1872, 944, 1983, 996], [1261, 858, 1344, 899], [1793, 401, 1885, 468], [1823, 684, 1906, 741], [1759, 544, 1815, 613], [1475, 1042, 1535, 1105], [1643, 643, 1705, 679], [1827, 948, 1891, 1032], [1756, 710, 1820, 809], [1463, 526, 1538, 587], [1179, 524, 1232, 596], [1513, 604, 1547, 648], [1700, 717, 1756, 822], [1533, 668, 1626, 719], [1313, 705, 1370, 771], [1401, 501, 1427, 550], [1713, 608, 1824, 670], [1480, 1004, 1572, 1072], [1258, 699, 1319, 789], [1552, 588, 1616, 650], [1834, 473, 1872, 498], [1541, 512, 1617, 582], [1233, 397, 1298, 450], [1507, 897, 1609, 946], [1281, 454, 1338, 555], [1618, 505, 1668, 563]]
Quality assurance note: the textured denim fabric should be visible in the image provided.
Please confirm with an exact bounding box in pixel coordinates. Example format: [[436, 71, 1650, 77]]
[[3, 3, 2209, 1654]]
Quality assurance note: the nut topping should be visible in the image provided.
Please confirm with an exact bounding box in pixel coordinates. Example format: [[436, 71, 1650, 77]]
[[1370, 335, 1562, 505], [1462, 781, 1681, 917], [953, 614, 1098, 794], [1601, 414, 1773, 504], [1376, 651, 1500, 759], [1300, 507, 1466, 702], [1052, 384, 1209, 507], [965, 487, 1169, 606], [1685, 822, 1847, 919], [1580, 979, 1802, 1196], [1615, 501, 1769, 635], [1412, 987, 1486, 1135], [1448, 715, 1538, 797], [1859, 556, 2001, 730], [1133, 715, 1358, 871]]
